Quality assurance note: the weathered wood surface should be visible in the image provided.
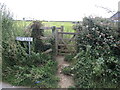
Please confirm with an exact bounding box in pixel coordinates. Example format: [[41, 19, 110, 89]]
[[59, 37, 70, 51], [57, 28, 77, 55], [40, 26, 63, 54], [39, 26, 77, 55], [60, 26, 64, 39], [55, 29, 58, 55], [43, 49, 52, 54]]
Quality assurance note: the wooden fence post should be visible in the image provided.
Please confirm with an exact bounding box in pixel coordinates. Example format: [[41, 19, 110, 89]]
[[52, 26, 56, 38], [55, 27, 58, 55], [76, 29, 80, 53], [52, 26, 58, 55], [51, 26, 56, 55], [61, 26, 64, 39]]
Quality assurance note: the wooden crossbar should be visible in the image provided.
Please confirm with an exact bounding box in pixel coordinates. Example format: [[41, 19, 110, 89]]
[[40, 27, 62, 30], [59, 37, 70, 51], [68, 35, 76, 42]]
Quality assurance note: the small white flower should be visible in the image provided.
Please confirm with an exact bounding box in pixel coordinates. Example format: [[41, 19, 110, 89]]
[[92, 28, 95, 30]]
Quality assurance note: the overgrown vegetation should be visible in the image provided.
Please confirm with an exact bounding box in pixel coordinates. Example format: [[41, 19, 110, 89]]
[[2, 3, 120, 88], [2, 4, 58, 88], [62, 66, 74, 76], [64, 54, 75, 62], [72, 17, 120, 88], [0, 3, 2, 81]]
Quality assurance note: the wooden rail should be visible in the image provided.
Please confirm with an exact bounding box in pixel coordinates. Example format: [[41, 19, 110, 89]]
[[40, 27, 62, 30], [40, 26, 62, 55], [57, 30, 77, 55], [39, 26, 77, 55]]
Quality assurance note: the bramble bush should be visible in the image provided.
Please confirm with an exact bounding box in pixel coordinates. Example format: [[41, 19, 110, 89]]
[[72, 17, 120, 88], [72, 48, 120, 88]]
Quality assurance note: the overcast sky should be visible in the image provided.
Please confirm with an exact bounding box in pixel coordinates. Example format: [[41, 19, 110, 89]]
[[1, 0, 120, 21]]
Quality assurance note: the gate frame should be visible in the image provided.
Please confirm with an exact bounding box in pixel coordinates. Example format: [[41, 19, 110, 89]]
[[55, 29, 78, 55]]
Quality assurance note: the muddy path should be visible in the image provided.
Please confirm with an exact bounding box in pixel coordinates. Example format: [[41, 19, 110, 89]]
[[56, 56, 74, 88]]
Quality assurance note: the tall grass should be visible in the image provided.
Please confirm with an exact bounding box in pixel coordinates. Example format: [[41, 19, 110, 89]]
[[0, 3, 2, 82], [1, 4, 59, 88]]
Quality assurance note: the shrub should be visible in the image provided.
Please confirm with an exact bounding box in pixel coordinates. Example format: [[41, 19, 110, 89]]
[[73, 48, 120, 88], [1, 4, 58, 88], [74, 17, 120, 57], [3, 50, 59, 88], [62, 66, 73, 76], [72, 17, 120, 88], [64, 54, 75, 62]]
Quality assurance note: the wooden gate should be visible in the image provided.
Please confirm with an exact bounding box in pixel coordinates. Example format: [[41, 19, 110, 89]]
[[55, 28, 77, 55], [39, 26, 63, 54], [39, 26, 77, 55]]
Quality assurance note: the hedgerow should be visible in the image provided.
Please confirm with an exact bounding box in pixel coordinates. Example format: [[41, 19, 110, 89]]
[[72, 17, 120, 88]]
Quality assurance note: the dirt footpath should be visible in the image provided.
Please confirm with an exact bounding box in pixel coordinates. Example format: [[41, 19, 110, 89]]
[[56, 56, 74, 88]]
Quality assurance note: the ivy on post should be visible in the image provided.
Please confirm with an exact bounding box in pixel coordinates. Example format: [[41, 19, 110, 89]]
[[55, 27, 58, 55], [30, 21, 44, 53], [52, 26, 58, 55]]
